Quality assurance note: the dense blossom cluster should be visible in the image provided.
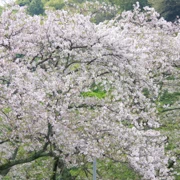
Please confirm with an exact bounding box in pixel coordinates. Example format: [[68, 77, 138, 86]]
[[0, 4, 179, 179]]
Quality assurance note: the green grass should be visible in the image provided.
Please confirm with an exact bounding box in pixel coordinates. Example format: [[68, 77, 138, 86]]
[[81, 91, 106, 99], [69, 158, 141, 180], [142, 88, 150, 98], [159, 90, 180, 106], [166, 75, 175, 80], [81, 83, 107, 99], [156, 90, 180, 113], [96, 159, 141, 180], [2, 107, 11, 114]]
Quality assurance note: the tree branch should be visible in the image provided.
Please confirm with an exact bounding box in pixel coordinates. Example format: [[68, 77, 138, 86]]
[[161, 107, 180, 113], [51, 157, 59, 180], [0, 143, 52, 172]]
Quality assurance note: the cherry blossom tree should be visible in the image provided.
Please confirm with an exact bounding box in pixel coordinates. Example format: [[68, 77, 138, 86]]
[[0, 3, 179, 179]]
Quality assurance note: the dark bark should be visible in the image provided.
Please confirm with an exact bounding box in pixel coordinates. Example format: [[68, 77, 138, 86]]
[[0, 142, 51, 172], [51, 157, 59, 180]]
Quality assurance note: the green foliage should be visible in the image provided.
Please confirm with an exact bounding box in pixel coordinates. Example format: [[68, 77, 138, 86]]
[[29, 158, 53, 179], [159, 121, 180, 132], [175, 174, 180, 180], [109, 0, 149, 11], [15, 0, 179, 22], [166, 75, 175, 80], [16, 0, 31, 6], [16, 0, 45, 15], [148, 0, 180, 21], [27, 0, 44, 15], [69, 0, 85, 4], [15, 54, 25, 59], [0, 6, 3, 15], [174, 159, 180, 180], [159, 90, 180, 106], [70, 63, 80, 71], [156, 90, 180, 113], [8, 157, 54, 179], [165, 141, 176, 151], [97, 159, 141, 180], [2, 107, 11, 114], [2, 176, 11, 180], [45, 0, 65, 10], [58, 171, 75, 180], [91, 10, 117, 24], [121, 119, 134, 128], [69, 163, 92, 179], [69, 158, 141, 179], [142, 88, 150, 98], [81, 83, 107, 99], [14, 0, 150, 23], [81, 91, 106, 99]]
